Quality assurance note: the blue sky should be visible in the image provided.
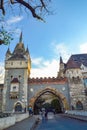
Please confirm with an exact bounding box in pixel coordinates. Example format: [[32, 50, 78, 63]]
[[1, 0, 87, 82]]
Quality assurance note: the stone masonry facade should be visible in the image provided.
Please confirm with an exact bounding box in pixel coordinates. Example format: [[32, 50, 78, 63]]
[[58, 55, 87, 110], [0, 34, 87, 112]]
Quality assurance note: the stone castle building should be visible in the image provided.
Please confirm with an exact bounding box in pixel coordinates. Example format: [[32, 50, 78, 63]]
[[0, 34, 87, 113]]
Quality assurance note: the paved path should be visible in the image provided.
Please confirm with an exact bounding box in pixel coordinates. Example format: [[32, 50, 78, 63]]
[[62, 113, 87, 121], [3, 114, 87, 130], [35, 114, 87, 130], [4, 116, 38, 130]]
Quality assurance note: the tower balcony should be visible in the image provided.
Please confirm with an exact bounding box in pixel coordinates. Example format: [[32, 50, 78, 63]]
[[10, 92, 19, 99]]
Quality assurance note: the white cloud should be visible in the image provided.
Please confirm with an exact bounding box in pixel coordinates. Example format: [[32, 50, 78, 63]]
[[0, 16, 23, 39], [13, 28, 21, 37], [7, 16, 23, 25], [30, 42, 71, 78], [0, 58, 58, 82], [30, 59, 59, 78], [0, 42, 71, 81], [51, 42, 70, 62], [31, 57, 44, 66], [79, 43, 87, 53]]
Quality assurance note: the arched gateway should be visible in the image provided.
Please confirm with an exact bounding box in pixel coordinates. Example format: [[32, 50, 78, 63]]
[[29, 87, 69, 113]]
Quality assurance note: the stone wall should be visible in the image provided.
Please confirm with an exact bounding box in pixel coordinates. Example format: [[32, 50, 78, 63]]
[[66, 110, 87, 116], [0, 113, 29, 130], [3, 68, 28, 112], [0, 116, 15, 130], [68, 77, 87, 110], [14, 113, 29, 122]]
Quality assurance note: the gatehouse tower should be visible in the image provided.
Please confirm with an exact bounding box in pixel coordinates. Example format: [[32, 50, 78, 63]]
[[2, 33, 31, 112]]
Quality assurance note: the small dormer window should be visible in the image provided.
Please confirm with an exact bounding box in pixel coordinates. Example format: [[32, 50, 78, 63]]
[[81, 64, 84, 70]]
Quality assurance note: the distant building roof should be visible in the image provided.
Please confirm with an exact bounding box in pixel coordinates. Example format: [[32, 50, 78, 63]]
[[66, 54, 87, 69]]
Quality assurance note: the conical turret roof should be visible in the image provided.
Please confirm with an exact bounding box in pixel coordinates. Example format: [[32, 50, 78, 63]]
[[60, 56, 63, 64], [13, 42, 25, 54], [8, 32, 26, 60], [13, 32, 25, 54]]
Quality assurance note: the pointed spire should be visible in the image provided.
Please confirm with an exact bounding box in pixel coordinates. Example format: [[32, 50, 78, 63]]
[[25, 46, 30, 58], [19, 32, 22, 43], [6, 47, 12, 60], [60, 56, 63, 64], [6, 47, 11, 55], [26, 47, 29, 53]]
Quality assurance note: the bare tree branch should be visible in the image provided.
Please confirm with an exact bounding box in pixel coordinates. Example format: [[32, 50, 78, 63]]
[[0, 0, 51, 21], [15, 0, 44, 21], [0, 40, 4, 45], [0, 0, 5, 15], [0, 0, 52, 45]]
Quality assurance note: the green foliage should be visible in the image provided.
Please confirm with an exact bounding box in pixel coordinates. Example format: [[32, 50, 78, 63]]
[[42, 102, 51, 109], [0, 26, 13, 45], [51, 99, 61, 113]]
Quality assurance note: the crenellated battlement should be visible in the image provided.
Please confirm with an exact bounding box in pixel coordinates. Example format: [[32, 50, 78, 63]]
[[28, 77, 68, 84]]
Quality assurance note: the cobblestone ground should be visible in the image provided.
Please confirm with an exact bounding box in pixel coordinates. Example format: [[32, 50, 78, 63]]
[[35, 114, 87, 130]]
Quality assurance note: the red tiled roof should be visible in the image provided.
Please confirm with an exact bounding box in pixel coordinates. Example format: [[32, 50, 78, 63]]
[[66, 54, 87, 69]]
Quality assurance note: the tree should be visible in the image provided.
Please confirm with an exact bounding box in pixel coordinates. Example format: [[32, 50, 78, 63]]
[[42, 102, 51, 109], [51, 99, 62, 113], [0, 17, 13, 45], [0, 0, 52, 45], [0, 26, 13, 45], [0, 0, 52, 21]]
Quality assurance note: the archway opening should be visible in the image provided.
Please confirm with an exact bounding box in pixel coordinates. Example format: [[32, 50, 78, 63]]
[[76, 101, 83, 110], [15, 102, 22, 112], [33, 91, 63, 115]]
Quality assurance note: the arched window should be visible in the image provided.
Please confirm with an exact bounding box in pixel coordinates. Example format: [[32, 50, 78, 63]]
[[15, 102, 22, 112], [76, 101, 83, 110]]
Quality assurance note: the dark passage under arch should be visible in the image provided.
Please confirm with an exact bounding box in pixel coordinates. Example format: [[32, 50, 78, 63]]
[[33, 91, 63, 115]]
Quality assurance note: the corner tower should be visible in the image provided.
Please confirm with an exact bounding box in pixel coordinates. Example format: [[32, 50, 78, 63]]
[[2, 33, 31, 112]]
